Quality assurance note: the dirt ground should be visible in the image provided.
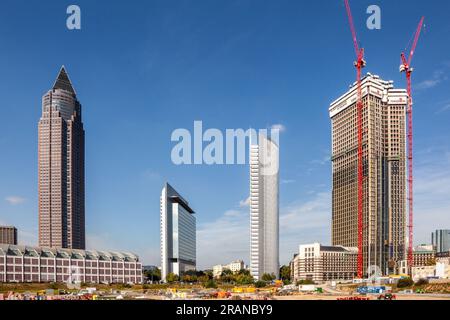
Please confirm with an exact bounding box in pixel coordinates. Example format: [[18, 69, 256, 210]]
[[273, 294, 450, 300]]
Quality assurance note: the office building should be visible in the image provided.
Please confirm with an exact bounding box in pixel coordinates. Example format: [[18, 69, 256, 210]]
[[38, 66, 85, 249], [0, 226, 18, 245], [249, 133, 279, 280], [290, 243, 358, 283], [329, 74, 408, 275], [432, 229, 450, 253], [0, 244, 142, 284], [160, 183, 196, 282]]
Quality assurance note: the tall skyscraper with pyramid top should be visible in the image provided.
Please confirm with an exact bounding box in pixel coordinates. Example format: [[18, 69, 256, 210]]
[[38, 66, 85, 249]]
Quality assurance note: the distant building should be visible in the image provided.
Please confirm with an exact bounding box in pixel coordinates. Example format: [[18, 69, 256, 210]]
[[412, 257, 450, 281], [249, 133, 279, 280], [398, 245, 436, 274], [160, 183, 196, 282], [329, 74, 408, 275], [212, 260, 245, 278], [0, 226, 17, 245], [290, 243, 358, 283], [413, 245, 436, 266], [38, 66, 85, 249], [432, 230, 450, 253], [0, 244, 142, 284]]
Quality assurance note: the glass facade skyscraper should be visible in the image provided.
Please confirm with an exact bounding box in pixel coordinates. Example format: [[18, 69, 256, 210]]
[[160, 183, 196, 281]]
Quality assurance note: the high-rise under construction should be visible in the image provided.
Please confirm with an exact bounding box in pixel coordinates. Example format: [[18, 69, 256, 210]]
[[329, 73, 408, 275]]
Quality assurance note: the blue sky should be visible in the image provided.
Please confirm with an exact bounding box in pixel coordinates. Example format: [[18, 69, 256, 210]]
[[0, 0, 449, 268]]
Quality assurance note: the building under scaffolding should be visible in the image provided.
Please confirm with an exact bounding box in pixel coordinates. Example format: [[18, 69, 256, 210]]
[[329, 73, 408, 275]]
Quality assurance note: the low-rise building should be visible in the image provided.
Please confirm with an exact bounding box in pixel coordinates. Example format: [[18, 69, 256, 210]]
[[212, 260, 245, 278], [0, 226, 17, 245], [413, 245, 436, 266], [0, 244, 142, 284], [398, 245, 437, 275], [290, 243, 358, 283]]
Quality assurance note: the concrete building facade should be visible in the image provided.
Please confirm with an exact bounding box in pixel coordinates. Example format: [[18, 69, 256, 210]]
[[0, 226, 17, 245], [160, 183, 196, 281], [290, 243, 358, 283], [329, 74, 408, 275], [0, 245, 142, 284], [249, 133, 279, 280], [38, 66, 85, 249], [212, 260, 245, 278]]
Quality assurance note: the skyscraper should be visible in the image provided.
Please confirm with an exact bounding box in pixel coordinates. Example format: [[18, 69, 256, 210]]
[[329, 74, 408, 275], [432, 229, 450, 253], [249, 133, 279, 280], [160, 183, 196, 281], [38, 66, 85, 249]]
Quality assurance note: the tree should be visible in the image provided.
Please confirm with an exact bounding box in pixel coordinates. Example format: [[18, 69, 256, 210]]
[[205, 279, 217, 289], [198, 275, 210, 283], [262, 273, 276, 282], [415, 278, 429, 286], [235, 272, 254, 285], [296, 279, 315, 285], [426, 258, 436, 266], [166, 273, 179, 283], [144, 268, 161, 282], [255, 280, 266, 288], [280, 265, 291, 282], [237, 269, 251, 276], [397, 277, 414, 288]]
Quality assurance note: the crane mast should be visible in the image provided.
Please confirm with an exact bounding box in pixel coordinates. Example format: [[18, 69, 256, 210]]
[[400, 17, 424, 274], [344, 0, 366, 279]]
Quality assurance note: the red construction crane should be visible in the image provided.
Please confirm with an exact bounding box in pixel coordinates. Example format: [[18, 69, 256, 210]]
[[344, 0, 366, 279], [400, 17, 425, 272]]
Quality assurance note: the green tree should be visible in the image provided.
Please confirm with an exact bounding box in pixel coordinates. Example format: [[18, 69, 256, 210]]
[[205, 279, 217, 289], [144, 268, 161, 282], [262, 273, 276, 282], [198, 275, 210, 283], [166, 272, 179, 283], [280, 265, 291, 282], [235, 272, 254, 285], [255, 280, 267, 288]]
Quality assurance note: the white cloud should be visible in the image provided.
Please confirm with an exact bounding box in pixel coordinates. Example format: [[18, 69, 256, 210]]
[[239, 196, 250, 207], [311, 155, 330, 166], [197, 209, 249, 269], [18, 229, 38, 246], [196, 191, 331, 269], [279, 192, 331, 263], [5, 196, 26, 205], [281, 179, 296, 185], [86, 233, 117, 252], [416, 70, 448, 90], [271, 124, 286, 132]]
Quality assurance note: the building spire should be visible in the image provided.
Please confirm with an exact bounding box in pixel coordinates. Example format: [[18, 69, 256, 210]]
[[53, 66, 76, 95]]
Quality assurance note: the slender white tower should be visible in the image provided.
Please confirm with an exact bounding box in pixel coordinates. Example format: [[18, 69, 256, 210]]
[[249, 133, 279, 280]]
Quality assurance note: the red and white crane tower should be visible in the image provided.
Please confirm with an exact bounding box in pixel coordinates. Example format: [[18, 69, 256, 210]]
[[400, 17, 425, 272], [344, 0, 366, 279]]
